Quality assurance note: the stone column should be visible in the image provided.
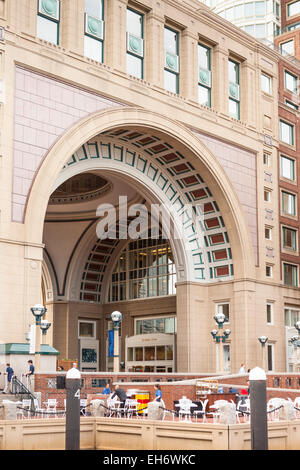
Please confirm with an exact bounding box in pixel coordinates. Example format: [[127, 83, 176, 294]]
[[144, 12, 165, 88], [212, 45, 229, 117], [180, 30, 198, 102], [240, 59, 256, 127], [60, 0, 84, 55], [105, 0, 127, 72]]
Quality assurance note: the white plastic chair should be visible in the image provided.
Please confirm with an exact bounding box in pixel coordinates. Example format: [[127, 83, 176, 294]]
[[267, 398, 283, 421], [21, 399, 32, 419], [178, 398, 193, 422], [194, 399, 208, 423], [45, 398, 57, 418], [107, 397, 121, 417], [294, 397, 300, 418], [33, 398, 45, 419], [126, 399, 138, 418]]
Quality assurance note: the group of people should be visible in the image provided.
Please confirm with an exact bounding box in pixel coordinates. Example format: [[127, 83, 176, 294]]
[[101, 383, 162, 413], [1, 360, 35, 394]]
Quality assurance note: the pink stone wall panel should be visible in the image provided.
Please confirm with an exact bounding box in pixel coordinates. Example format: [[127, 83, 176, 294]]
[[12, 66, 123, 222], [195, 131, 258, 264]]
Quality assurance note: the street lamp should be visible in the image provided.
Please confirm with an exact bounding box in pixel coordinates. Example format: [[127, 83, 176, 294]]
[[258, 336, 268, 371], [110, 311, 123, 373], [291, 320, 300, 372], [211, 314, 231, 373], [30, 304, 47, 372]]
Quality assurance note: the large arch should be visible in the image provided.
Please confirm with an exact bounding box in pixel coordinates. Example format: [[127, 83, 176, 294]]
[[25, 107, 255, 281]]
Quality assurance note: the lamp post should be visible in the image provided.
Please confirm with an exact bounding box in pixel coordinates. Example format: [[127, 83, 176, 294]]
[[211, 312, 231, 373], [258, 336, 268, 371], [110, 311, 123, 373], [290, 335, 299, 372], [30, 304, 47, 372], [40, 319, 51, 344]]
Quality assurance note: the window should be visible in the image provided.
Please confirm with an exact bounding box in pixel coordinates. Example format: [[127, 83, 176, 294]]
[[280, 120, 294, 146], [37, 0, 60, 44], [164, 27, 179, 94], [228, 59, 240, 119], [283, 263, 298, 286], [287, 0, 300, 17], [135, 316, 176, 335], [263, 152, 270, 166], [284, 71, 298, 94], [216, 302, 230, 322], [198, 44, 211, 107], [265, 226, 272, 240], [281, 155, 295, 181], [285, 99, 298, 110], [283, 227, 297, 251], [285, 307, 300, 326], [84, 0, 104, 62], [108, 236, 176, 302], [126, 9, 144, 79], [264, 188, 271, 202], [266, 264, 273, 277], [282, 191, 296, 216], [267, 344, 274, 371], [261, 73, 272, 94], [280, 40, 295, 56], [267, 303, 273, 324], [78, 320, 96, 338]]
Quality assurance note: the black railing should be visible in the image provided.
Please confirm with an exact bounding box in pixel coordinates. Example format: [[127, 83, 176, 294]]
[[11, 376, 36, 410]]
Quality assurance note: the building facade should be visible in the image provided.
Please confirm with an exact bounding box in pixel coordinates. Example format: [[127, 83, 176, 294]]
[[0, 0, 295, 374]]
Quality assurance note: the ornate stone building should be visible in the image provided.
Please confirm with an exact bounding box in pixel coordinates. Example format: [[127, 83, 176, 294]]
[[0, 0, 293, 374]]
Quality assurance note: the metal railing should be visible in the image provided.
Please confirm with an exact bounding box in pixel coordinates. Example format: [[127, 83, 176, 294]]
[[11, 376, 36, 410]]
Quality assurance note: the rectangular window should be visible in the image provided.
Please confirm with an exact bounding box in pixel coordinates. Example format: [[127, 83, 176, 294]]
[[285, 99, 298, 110], [37, 0, 60, 44], [78, 320, 96, 338], [265, 226, 272, 240], [84, 0, 104, 62], [285, 307, 300, 326], [216, 302, 230, 322], [126, 9, 144, 79], [284, 70, 298, 94], [198, 44, 211, 107], [263, 152, 270, 166], [283, 263, 298, 287], [282, 191, 296, 216], [288, 0, 300, 17], [264, 189, 271, 202], [164, 27, 179, 94], [266, 264, 273, 277], [267, 344, 274, 371], [280, 155, 295, 180], [283, 227, 297, 251], [228, 59, 240, 119], [280, 40, 295, 56], [261, 73, 272, 94], [267, 303, 273, 324], [280, 120, 294, 146]]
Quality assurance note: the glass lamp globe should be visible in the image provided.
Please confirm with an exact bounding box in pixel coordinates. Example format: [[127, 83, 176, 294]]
[[111, 311, 123, 323]]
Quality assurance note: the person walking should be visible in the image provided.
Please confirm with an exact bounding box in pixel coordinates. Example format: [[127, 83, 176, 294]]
[[3, 363, 14, 394]]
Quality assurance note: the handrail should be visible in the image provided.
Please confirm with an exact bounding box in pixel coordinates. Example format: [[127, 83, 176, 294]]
[[11, 376, 36, 410]]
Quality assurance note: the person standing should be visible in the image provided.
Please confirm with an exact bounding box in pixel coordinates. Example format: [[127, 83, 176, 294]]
[[239, 363, 246, 374], [154, 384, 162, 402], [26, 360, 35, 392], [3, 363, 14, 394], [102, 383, 111, 395]]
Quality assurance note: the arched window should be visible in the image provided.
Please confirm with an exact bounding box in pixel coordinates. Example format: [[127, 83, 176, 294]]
[[108, 237, 176, 302]]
